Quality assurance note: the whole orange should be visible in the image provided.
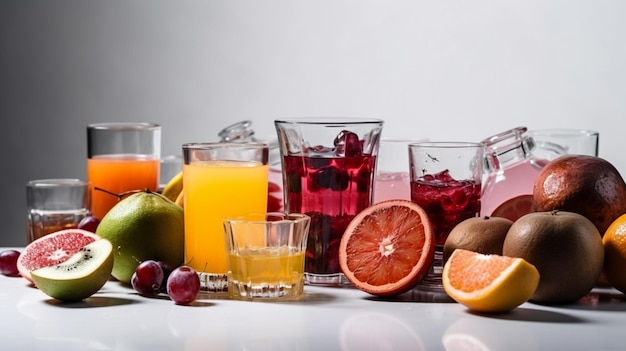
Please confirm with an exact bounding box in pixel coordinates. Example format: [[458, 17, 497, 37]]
[[602, 213, 626, 294]]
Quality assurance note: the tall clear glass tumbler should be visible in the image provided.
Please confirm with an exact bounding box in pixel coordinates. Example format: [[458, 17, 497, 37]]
[[409, 142, 484, 292], [182, 142, 269, 294], [275, 117, 383, 286]]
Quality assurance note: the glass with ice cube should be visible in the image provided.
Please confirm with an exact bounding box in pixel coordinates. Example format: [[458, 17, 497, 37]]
[[275, 118, 383, 286]]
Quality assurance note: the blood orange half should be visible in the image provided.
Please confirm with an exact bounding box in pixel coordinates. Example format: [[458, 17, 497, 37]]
[[339, 200, 435, 296], [17, 229, 101, 283], [491, 194, 536, 222]]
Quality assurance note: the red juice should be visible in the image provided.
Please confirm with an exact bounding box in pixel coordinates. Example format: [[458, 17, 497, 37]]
[[410, 170, 481, 246], [283, 154, 376, 274]]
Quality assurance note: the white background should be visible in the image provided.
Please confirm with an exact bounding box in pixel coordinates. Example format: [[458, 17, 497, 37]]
[[1, 0, 622, 246]]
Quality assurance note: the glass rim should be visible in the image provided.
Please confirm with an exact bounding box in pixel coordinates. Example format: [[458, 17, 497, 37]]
[[408, 141, 484, 149], [274, 117, 384, 125], [26, 178, 88, 188], [182, 142, 269, 150], [224, 212, 310, 225], [381, 138, 429, 143], [87, 122, 161, 131], [528, 128, 599, 137]]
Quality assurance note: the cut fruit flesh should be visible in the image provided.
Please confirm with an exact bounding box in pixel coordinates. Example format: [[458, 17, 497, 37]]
[[31, 239, 114, 302], [443, 249, 539, 313], [339, 200, 435, 296], [490, 194, 535, 222], [17, 229, 101, 283]]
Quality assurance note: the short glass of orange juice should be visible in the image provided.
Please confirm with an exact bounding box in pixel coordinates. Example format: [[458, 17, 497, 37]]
[[182, 142, 269, 294], [224, 212, 310, 301], [86, 123, 161, 221]]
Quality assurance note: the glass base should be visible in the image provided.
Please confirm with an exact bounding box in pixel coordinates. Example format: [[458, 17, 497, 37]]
[[414, 250, 447, 294], [198, 272, 228, 293], [305, 272, 353, 287], [228, 278, 304, 301]]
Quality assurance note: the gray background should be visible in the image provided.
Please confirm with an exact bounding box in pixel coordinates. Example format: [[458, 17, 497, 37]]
[[1, 0, 623, 246]]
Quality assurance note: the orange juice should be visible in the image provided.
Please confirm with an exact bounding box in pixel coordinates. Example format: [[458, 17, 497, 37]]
[[183, 160, 268, 274], [87, 155, 160, 220]]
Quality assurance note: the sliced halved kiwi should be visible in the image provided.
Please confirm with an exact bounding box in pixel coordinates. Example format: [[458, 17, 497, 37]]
[[31, 239, 114, 302]]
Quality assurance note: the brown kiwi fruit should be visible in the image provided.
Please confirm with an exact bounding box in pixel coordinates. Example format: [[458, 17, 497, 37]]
[[442, 216, 513, 263], [502, 210, 604, 304]]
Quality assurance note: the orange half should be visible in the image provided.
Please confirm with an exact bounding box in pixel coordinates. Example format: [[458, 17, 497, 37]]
[[443, 249, 539, 313], [339, 200, 435, 296], [491, 194, 535, 222]]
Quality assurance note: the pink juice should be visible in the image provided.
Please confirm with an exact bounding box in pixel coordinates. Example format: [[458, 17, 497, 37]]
[[410, 170, 481, 246], [480, 158, 545, 217], [283, 154, 376, 274], [373, 171, 411, 203]]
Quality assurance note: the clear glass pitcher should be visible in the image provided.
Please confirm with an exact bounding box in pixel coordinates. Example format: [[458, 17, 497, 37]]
[[218, 121, 283, 212], [480, 127, 544, 220]]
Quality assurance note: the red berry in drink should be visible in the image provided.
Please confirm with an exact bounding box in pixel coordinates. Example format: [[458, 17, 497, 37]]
[[167, 265, 200, 305], [0, 250, 20, 276], [316, 166, 349, 191], [334, 130, 362, 157], [131, 260, 164, 297], [78, 216, 100, 233]]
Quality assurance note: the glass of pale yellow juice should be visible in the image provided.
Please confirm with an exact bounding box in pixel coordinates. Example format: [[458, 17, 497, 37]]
[[182, 142, 269, 294], [224, 212, 310, 300]]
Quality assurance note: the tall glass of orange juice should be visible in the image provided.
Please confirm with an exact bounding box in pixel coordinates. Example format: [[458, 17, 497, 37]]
[[182, 142, 269, 294], [87, 123, 161, 220]]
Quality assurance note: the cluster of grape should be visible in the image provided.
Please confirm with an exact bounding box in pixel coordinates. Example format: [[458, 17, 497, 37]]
[[131, 260, 200, 305]]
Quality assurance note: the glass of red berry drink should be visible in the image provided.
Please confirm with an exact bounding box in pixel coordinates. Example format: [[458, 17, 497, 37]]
[[409, 142, 484, 292], [275, 118, 383, 286]]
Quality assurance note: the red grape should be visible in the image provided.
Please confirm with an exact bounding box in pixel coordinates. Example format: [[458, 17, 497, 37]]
[[0, 250, 20, 276], [157, 260, 174, 294], [131, 260, 164, 297], [78, 216, 101, 233], [167, 266, 200, 305]]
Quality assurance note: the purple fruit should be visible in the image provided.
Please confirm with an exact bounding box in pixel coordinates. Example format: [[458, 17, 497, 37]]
[[0, 250, 20, 276], [167, 266, 200, 305], [131, 260, 164, 297]]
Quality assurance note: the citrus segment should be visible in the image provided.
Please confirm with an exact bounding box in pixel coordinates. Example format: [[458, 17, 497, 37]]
[[602, 213, 626, 294], [443, 249, 539, 313], [339, 200, 435, 296], [491, 195, 535, 222], [17, 229, 101, 283]]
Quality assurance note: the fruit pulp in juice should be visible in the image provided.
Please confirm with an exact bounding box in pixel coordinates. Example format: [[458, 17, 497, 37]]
[[183, 161, 269, 273], [283, 154, 376, 274], [410, 170, 481, 246], [27, 208, 91, 243], [227, 247, 305, 297], [87, 155, 160, 220], [373, 171, 411, 203]]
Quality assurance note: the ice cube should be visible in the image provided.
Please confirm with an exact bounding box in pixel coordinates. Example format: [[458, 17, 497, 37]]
[[334, 130, 362, 157]]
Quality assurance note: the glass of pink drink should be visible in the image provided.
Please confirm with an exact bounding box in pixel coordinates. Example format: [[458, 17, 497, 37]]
[[409, 141, 484, 293], [275, 118, 383, 286], [373, 138, 427, 204]]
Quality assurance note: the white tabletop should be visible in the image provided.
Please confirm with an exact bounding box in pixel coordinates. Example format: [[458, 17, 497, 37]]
[[2, 253, 626, 351]]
